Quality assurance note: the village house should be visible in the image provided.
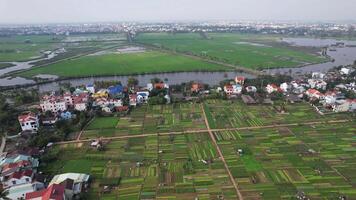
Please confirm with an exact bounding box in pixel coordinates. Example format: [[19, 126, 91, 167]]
[[26, 184, 66, 200], [4, 182, 45, 200], [49, 173, 90, 198], [40, 95, 67, 113], [245, 86, 257, 93], [235, 76, 245, 85], [191, 83, 204, 93], [18, 112, 39, 132], [86, 84, 95, 94], [340, 67, 354, 75], [280, 82, 291, 93], [266, 84, 280, 94], [92, 89, 109, 99], [154, 83, 169, 90], [2, 169, 34, 188], [137, 91, 150, 104], [332, 101, 350, 112], [129, 94, 137, 106], [312, 72, 325, 79], [308, 79, 327, 90], [224, 84, 242, 95], [305, 89, 324, 100]]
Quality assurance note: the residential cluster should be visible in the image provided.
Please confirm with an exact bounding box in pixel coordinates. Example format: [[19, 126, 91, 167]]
[[17, 80, 171, 134], [0, 148, 89, 199]]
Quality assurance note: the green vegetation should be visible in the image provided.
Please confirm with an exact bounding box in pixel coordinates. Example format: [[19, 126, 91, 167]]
[[19, 51, 227, 78], [0, 35, 63, 62], [86, 117, 119, 130], [43, 100, 354, 199], [0, 63, 14, 69], [136, 33, 327, 69]]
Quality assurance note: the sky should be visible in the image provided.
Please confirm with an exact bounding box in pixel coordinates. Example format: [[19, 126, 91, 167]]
[[1, 0, 356, 24]]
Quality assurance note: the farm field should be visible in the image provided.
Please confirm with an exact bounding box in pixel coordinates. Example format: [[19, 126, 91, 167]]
[[49, 101, 354, 199], [18, 51, 228, 78], [0, 34, 126, 62], [81, 103, 207, 139], [203, 99, 351, 129], [136, 33, 327, 70], [43, 133, 237, 200], [0, 35, 64, 62], [214, 122, 356, 199]]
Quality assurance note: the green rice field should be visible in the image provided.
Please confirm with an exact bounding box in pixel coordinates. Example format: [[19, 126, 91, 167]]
[[18, 51, 228, 78], [136, 33, 327, 69]]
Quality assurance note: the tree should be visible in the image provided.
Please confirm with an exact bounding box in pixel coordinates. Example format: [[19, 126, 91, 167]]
[[127, 77, 139, 88]]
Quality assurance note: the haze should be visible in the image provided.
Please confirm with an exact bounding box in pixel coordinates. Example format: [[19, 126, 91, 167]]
[[1, 0, 356, 24]]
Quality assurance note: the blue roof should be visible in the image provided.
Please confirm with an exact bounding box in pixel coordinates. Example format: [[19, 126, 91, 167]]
[[87, 84, 94, 87], [108, 85, 123, 94], [137, 92, 148, 97]]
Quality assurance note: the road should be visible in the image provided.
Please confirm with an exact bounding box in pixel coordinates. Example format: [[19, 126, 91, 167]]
[[200, 104, 244, 200]]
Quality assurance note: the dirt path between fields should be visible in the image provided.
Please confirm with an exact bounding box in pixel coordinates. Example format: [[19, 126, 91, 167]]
[[200, 104, 244, 200]]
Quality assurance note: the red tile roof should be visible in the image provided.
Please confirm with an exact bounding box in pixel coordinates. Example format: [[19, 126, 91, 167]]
[[18, 112, 37, 123], [26, 184, 65, 200], [9, 169, 33, 179]]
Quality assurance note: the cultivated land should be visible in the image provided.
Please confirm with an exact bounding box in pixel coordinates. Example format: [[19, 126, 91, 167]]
[[44, 100, 355, 200], [0, 35, 63, 62], [18, 51, 228, 78], [136, 33, 327, 69]]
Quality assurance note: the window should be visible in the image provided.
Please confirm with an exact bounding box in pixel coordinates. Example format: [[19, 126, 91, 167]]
[[12, 180, 16, 184]]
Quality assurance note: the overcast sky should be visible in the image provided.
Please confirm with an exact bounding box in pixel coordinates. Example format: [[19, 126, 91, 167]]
[[1, 0, 356, 24]]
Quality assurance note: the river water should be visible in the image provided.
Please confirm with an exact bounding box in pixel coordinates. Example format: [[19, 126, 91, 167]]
[[265, 38, 356, 75], [1, 37, 356, 88]]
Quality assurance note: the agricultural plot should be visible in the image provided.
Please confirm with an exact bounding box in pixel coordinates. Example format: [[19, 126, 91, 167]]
[[136, 33, 327, 69], [0, 35, 64, 62], [213, 122, 356, 199], [81, 103, 207, 139], [19, 50, 228, 78], [43, 133, 238, 200], [204, 99, 350, 129]]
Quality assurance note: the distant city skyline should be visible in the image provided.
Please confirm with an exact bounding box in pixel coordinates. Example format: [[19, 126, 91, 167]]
[[1, 0, 356, 24]]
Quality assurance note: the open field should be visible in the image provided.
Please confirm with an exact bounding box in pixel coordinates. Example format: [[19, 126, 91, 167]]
[[214, 122, 356, 199], [18, 51, 228, 78], [81, 103, 206, 139], [203, 99, 351, 129], [47, 101, 354, 199], [0, 35, 63, 62], [44, 133, 237, 200], [136, 33, 327, 70]]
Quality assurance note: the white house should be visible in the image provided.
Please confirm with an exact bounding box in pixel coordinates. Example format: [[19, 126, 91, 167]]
[[308, 79, 327, 90], [86, 84, 95, 94], [4, 182, 44, 200], [137, 91, 150, 104], [224, 84, 242, 95], [18, 112, 39, 132], [129, 94, 137, 106], [2, 170, 33, 188], [245, 86, 257, 93], [40, 95, 67, 113], [340, 67, 354, 75], [280, 82, 291, 93], [305, 89, 324, 99], [49, 173, 90, 195], [312, 72, 325, 79], [266, 84, 280, 94]]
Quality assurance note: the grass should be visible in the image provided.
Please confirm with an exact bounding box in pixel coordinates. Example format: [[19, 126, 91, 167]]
[[86, 117, 119, 130], [136, 33, 327, 69], [18, 51, 228, 78], [0, 35, 63, 62]]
